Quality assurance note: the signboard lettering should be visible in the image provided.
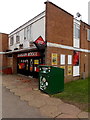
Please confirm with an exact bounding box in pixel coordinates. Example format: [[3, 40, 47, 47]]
[[17, 52, 40, 57]]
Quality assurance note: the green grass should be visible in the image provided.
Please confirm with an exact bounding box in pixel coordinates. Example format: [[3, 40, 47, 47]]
[[52, 78, 89, 112]]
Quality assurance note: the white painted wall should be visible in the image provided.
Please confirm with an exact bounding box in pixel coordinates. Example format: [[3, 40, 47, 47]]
[[9, 12, 45, 50], [31, 17, 45, 42]]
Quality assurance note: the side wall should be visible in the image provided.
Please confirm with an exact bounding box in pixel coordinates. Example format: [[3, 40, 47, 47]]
[[45, 2, 73, 46], [45, 2, 90, 82], [45, 2, 74, 82], [0, 33, 8, 69]]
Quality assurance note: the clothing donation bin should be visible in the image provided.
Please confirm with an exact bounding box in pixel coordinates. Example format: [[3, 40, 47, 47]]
[[38, 65, 64, 94]]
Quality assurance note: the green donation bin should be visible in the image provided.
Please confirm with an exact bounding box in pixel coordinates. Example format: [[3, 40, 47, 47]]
[[38, 65, 64, 94]]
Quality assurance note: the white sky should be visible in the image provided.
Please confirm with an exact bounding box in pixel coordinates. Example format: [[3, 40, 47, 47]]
[[0, 0, 89, 34]]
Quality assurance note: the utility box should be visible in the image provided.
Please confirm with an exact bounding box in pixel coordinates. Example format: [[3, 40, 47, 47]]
[[38, 65, 64, 94]]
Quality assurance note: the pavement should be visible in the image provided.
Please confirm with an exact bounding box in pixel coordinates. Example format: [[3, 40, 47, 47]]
[[1, 74, 89, 119]]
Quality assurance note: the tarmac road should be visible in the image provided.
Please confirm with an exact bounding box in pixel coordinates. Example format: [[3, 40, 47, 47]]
[[2, 86, 44, 118]]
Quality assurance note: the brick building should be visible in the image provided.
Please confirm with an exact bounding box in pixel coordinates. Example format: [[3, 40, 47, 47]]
[[0, 33, 8, 73], [1, 1, 90, 82], [88, 1, 90, 25]]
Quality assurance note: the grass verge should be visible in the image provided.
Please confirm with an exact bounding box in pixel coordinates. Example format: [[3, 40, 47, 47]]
[[52, 78, 89, 112]]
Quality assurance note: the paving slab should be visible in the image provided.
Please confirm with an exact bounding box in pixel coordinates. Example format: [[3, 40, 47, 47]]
[[77, 112, 88, 118], [44, 97, 63, 106], [5, 82, 23, 90], [2, 81, 15, 86], [20, 90, 43, 101], [10, 87, 33, 96], [39, 104, 62, 118], [20, 93, 34, 101], [56, 113, 78, 118], [58, 103, 81, 116], [28, 97, 46, 108]]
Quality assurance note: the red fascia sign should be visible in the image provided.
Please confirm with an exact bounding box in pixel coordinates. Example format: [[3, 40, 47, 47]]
[[17, 52, 40, 58]]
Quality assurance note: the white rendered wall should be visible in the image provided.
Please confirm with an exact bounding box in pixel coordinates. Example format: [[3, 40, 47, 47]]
[[9, 12, 45, 50], [31, 17, 45, 42]]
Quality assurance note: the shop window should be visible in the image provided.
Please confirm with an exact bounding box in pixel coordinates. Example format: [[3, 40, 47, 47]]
[[68, 55, 72, 64], [60, 54, 65, 65], [10, 36, 14, 46], [87, 29, 90, 41]]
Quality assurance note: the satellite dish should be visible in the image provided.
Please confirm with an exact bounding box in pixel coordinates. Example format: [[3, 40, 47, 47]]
[[76, 12, 81, 17]]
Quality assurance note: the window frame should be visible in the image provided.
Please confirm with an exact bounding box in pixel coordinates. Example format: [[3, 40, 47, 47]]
[[87, 29, 90, 41], [74, 23, 80, 39], [16, 32, 20, 44], [60, 54, 65, 65], [68, 55, 72, 65], [10, 36, 14, 46]]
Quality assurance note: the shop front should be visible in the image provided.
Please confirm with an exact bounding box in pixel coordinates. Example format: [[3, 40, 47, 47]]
[[17, 51, 44, 77]]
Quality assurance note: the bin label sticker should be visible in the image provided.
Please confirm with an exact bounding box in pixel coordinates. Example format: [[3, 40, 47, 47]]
[[40, 76, 48, 90]]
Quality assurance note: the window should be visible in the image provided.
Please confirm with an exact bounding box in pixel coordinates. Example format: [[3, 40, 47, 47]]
[[10, 36, 14, 46], [24, 27, 27, 40], [16, 33, 20, 43], [74, 24, 80, 39], [87, 29, 90, 41], [73, 51, 80, 76], [24, 25, 31, 41], [60, 54, 65, 65], [68, 55, 72, 64], [73, 66, 79, 76], [73, 23, 80, 48], [27, 26, 30, 41]]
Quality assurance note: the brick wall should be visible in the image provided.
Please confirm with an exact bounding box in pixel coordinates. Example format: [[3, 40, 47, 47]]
[[45, 2, 73, 46], [45, 46, 81, 82], [8, 54, 17, 74], [45, 2, 90, 82], [0, 33, 8, 68], [0, 34, 2, 51], [80, 21, 90, 50]]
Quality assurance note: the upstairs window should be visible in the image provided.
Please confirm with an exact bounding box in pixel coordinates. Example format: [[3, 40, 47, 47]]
[[24, 27, 27, 40], [10, 36, 14, 46], [16, 33, 20, 43], [27, 26, 30, 41], [87, 29, 90, 41], [24, 25, 32, 41], [74, 24, 80, 39]]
